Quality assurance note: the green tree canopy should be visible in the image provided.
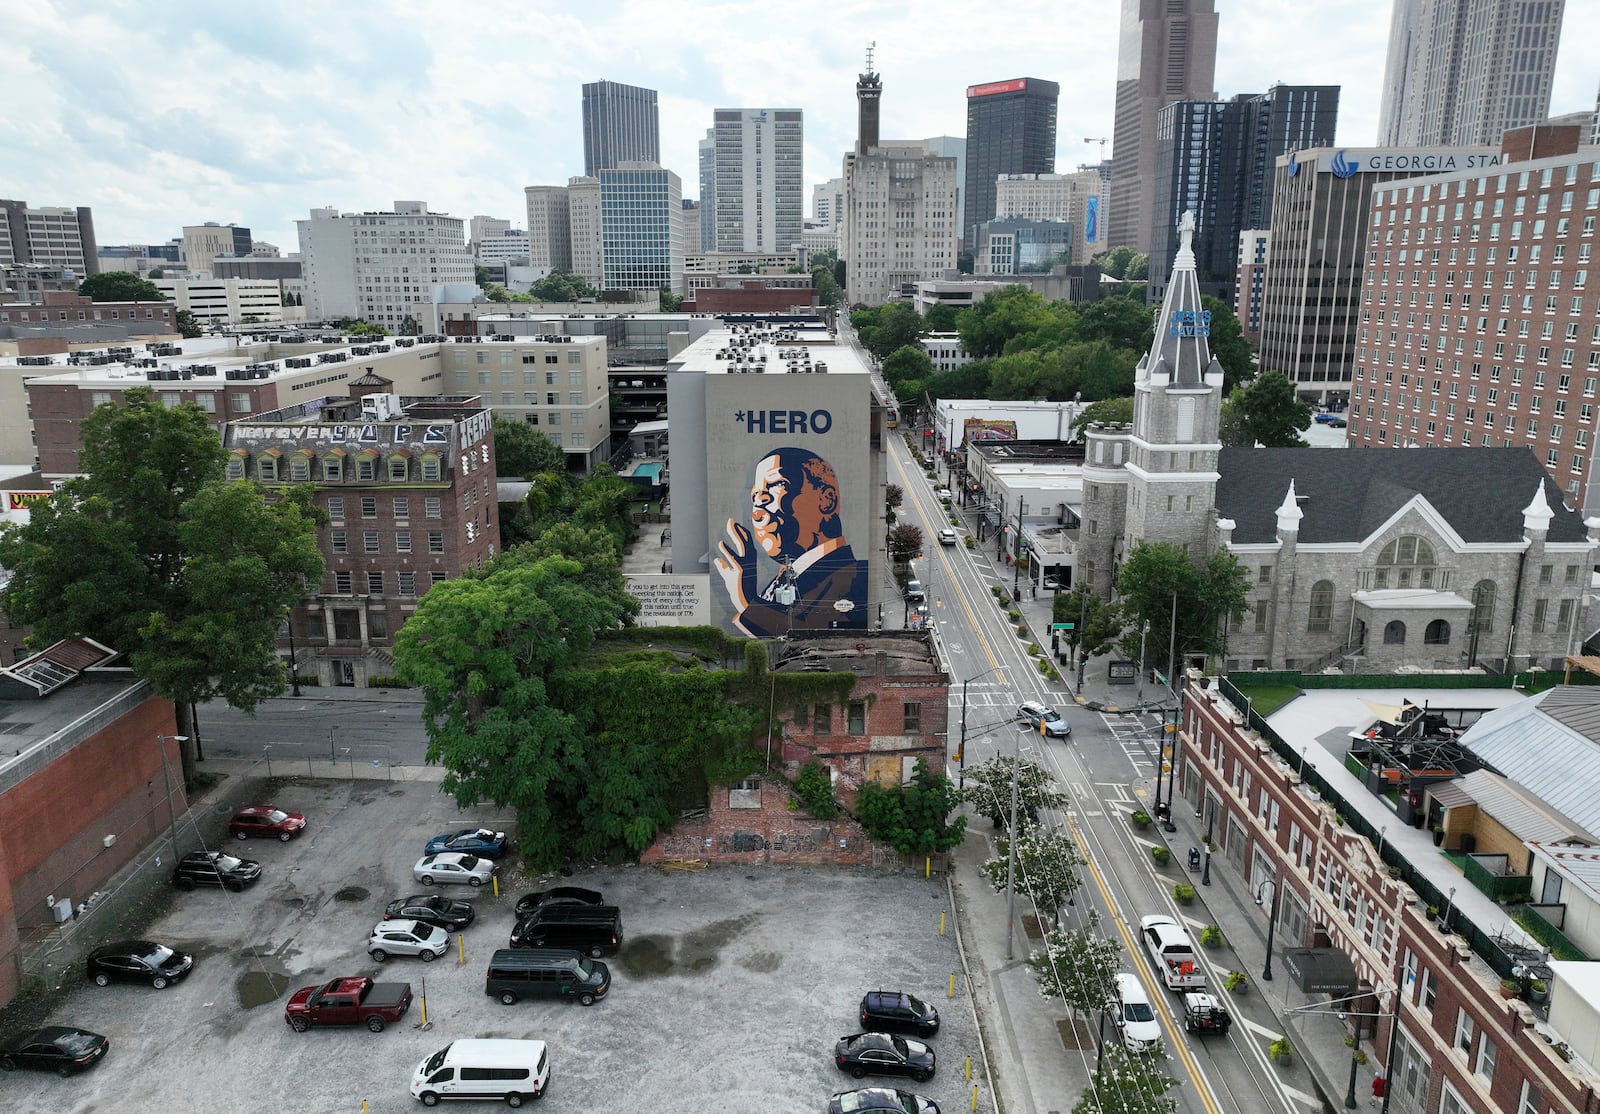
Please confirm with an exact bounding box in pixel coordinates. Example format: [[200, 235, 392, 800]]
[[881, 344, 935, 388], [344, 320, 388, 337], [473, 264, 492, 287], [1091, 246, 1148, 282], [529, 270, 599, 302], [855, 759, 966, 854], [1220, 370, 1312, 447], [980, 827, 1087, 930], [658, 285, 684, 312], [924, 303, 959, 331], [174, 310, 202, 339], [1054, 585, 1122, 658], [1030, 911, 1123, 1018], [1070, 397, 1134, 436], [0, 389, 323, 782], [492, 415, 566, 478], [962, 756, 1069, 831], [1199, 295, 1253, 390], [887, 522, 924, 564], [1071, 1045, 1180, 1114], [78, 272, 165, 302], [1115, 541, 1252, 669], [1076, 298, 1155, 354], [853, 302, 928, 360], [957, 286, 1048, 359]]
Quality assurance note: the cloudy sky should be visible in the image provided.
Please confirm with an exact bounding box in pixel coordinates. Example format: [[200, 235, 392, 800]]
[[4, 0, 1596, 251]]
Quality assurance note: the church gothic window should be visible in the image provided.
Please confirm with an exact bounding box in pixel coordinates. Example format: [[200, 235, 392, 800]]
[[1424, 620, 1450, 645], [1384, 621, 1407, 644], [1308, 581, 1334, 632], [1376, 535, 1437, 588], [1471, 580, 1496, 631]]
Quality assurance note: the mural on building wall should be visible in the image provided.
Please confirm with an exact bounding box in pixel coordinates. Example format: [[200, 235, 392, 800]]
[[963, 418, 1018, 444], [712, 446, 868, 636]]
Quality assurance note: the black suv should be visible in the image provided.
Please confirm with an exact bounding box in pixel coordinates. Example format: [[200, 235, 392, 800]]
[[860, 990, 940, 1038], [172, 850, 261, 892]]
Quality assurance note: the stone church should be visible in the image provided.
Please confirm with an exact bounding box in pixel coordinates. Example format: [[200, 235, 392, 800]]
[[1075, 214, 1598, 673]]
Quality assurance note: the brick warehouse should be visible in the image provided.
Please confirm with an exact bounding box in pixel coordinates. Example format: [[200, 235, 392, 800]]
[[1178, 679, 1590, 1113]]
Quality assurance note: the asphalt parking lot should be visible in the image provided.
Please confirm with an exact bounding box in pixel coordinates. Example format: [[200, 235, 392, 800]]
[[6, 777, 979, 1112]]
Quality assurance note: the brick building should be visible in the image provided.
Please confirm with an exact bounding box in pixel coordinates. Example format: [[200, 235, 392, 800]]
[[683, 278, 818, 314], [222, 388, 498, 688]]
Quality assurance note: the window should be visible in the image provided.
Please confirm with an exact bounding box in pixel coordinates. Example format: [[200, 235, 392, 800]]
[[1308, 580, 1333, 632], [331, 530, 347, 554], [357, 455, 377, 481], [847, 701, 866, 735], [1383, 620, 1406, 645], [367, 571, 383, 595], [1258, 566, 1271, 584], [362, 530, 379, 554], [1424, 619, 1450, 645], [388, 457, 408, 481], [1375, 535, 1437, 588], [361, 496, 377, 519], [369, 612, 389, 640], [428, 531, 444, 553], [902, 702, 921, 733], [1533, 598, 1549, 632], [1421, 969, 1438, 1014], [813, 704, 831, 734], [257, 455, 279, 482], [425, 497, 442, 517], [289, 456, 310, 482], [334, 571, 352, 595], [421, 456, 442, 481], [398, 570, 416, 596], [396, 531, 411, 553], [1453, 1008, 1475, 1056], [324, 455, 344, 482], [327, 496, 344, 520], [392, 496, 410, 519], [225, 456, 246, 480]]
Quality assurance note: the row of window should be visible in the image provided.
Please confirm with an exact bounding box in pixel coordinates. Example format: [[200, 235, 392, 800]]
[[228, 452, 444, 484], [790, 699, 922, 736], [328, 568, 445, 597], [328, 495, 442, 520], [330, 529, 444, 555]]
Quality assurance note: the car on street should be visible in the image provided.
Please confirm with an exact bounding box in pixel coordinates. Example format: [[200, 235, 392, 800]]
[[830, 1086, 940, 1114], [228, 805, 306, 842], [369, 919, 451, 962], [384, 894, 476, 931], [412, 852, 495, 888], [937, 528, 957, 546], [172, 850, 261, 891], [86, 941, 194, 989], [934, 488, 952, 501], [904, 579, 925, 602], [512, 886, 604, 921], [1326, 417, 1347, 428], [1016, 700, 1071, 738], [1313, 411, 1343, 424], [1113, 973, 1162, 1052], [423, 827, 510, 859], [835, 1032, 935, 1082], [859, 990, 940, 1038], [0, 1026, 109, 1076]]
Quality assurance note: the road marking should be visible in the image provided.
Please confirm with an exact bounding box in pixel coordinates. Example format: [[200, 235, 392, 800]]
[[1238, 1016, 1283, 1040]]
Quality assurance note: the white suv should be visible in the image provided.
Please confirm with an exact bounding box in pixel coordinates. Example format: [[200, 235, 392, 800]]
[[369, 919, 450, 962], [1017, 701, 1071, 738], [1113, 972, 1162, 1052]]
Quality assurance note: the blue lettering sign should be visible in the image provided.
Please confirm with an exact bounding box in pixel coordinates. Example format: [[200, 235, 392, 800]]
[[735, 409, 833, 434]]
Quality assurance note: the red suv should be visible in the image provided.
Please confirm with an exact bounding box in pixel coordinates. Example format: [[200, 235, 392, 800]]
[[229, 806, 306, 842]]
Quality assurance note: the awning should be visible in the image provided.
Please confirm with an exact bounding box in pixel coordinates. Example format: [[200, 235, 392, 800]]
[[1362, 700, 1415, 725], [1283, 947, 1358, 995]]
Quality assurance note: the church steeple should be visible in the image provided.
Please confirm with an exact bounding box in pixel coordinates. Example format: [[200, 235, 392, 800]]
[[1137, 212, 1226, 389]]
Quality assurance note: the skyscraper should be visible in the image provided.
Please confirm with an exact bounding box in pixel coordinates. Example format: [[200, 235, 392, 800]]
[[524, 186, 573, 271], [698, 129, 717, 252], [963, 78, 1059, 246], [295, 201, 471, 326], [582, 80, 660, 176], [0, 199, 99, 277], [1108, 0, 1219, 253], [1378, 0, 1566, 146], [599, 162, 684, 294], [712, 108, 804, 253]]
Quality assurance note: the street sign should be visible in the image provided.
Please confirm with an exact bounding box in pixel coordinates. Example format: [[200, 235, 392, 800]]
[[1050, 623, 1075, 630], [1152, 669, 1169, 686]]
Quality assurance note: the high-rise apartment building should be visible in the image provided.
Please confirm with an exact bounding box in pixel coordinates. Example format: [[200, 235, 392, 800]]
[[473, 229, 531, 265], [996, 170, 1111, 271], [812, 177, 844, 228], [525, 186, 573, 272], [582, 80, 659, 176], [1235, 229, 1270, 343], [1349, 126, 1600, 510], [712, 108, 804, 254], [963, 78, 1059, 246], [1256, 145, 1502, 404], [0, 199, 99, 277], [599, 162, 684, 294], [296, 201, 472, 327], [698, 129, 717, 252], [1378, 0, 1566, 147], [181, 223, 251, 277], [468, 215, 510, 251], [568, 177, 604, 287], [1108, 0, 1219, 253], [843, 141, 959, 307], [1148, 86, 1339, 305], [922, 139, 967, 241]]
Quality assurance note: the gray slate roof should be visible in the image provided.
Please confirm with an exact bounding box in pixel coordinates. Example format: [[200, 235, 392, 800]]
[[1457, 686, 1600, 838], [1214, 447, 1589, 545]]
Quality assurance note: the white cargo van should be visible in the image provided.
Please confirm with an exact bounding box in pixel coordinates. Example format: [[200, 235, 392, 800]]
[[411, 1038, 550, 1107], [1139, 914, 1205, 990]]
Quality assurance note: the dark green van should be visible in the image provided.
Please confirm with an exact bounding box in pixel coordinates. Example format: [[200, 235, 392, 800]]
[[485, 948, 610, 1006]]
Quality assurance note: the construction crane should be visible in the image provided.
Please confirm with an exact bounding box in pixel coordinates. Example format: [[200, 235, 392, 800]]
[[1084, 137, 1109, 158]]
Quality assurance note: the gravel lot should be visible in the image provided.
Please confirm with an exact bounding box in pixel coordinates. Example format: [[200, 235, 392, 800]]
[[5, 777, 978, 1112]]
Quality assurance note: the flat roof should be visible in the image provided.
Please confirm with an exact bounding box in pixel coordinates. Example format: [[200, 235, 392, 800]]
[[676, 325, 869, 377]]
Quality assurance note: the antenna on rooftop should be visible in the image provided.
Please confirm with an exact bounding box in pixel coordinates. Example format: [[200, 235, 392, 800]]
[[865, 41, 876, 72]]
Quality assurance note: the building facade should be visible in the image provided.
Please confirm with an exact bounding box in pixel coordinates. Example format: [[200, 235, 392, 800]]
[[599, 163, 684, 295], [567, 178, 604, 287], [1236, 229, 1270, 343], [712, 108, 804, 255], [223, 390, 498, 688], [963, 78, 1060, 247], [974, 218, 1075, 275], [1107, 0, 1218, 253], [296, 201, 472, 329], [582, 80, 659, 176], [0, 200, 98, 278], [1378, 0, 1566, 147], [181, 223, 251, 277], [843, 142, 960, 307], [1349, 131, 1600, 510], [995, 170, 1108, 269], [1257, 146, 1502, 405], [472, 229, 531, 265], [699, 129, 718, 252], [152, 277, 283, 325], [525, 186, 573, 272], [812, 177, 844, 229]]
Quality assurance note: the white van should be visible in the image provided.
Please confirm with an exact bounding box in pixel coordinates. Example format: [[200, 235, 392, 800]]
[[411, 1038, 550, 1107]]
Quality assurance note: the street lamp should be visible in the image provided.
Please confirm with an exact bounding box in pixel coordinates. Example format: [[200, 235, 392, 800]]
[[284, 607, 301, 697], [1254, 877, 1281, 981], [155, 733, 189, 859], [957, 664, 1008, 792]]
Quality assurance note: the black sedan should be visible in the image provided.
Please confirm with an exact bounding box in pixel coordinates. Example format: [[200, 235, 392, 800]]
[[830, 1087, 940, 1114], [834, 1033, 935, 1083], [0, 1026, 109, 1076], [86, 940, 194, 989], [384, 894, 476, 931], [513, 886, 604, 921]]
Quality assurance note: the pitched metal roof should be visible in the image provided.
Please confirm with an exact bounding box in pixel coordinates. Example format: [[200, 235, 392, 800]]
[[1215, 447, 1590, 545], [1457, 687, 1600, 837], [1454, 769, 1591, 843]]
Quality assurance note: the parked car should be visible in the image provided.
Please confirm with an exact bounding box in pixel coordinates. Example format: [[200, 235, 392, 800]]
[[284, 976, 412, 1032], [509, 905, 624, 956], [86, 940, 194, 989], [934, 488, 952, 501], [1139, 914, 1204, 990], [1016, 700, 1071, 738], [384, 894, 475, 931], [485, 947, 611, 1006], [172, 850, 261, 891], [512, 886, 604, 921], [369, 919, 451, 962], [1313, 411, 1343, 424], [1113, 973, 1162, 1052], [830, 1087, 940, 1114], [859, 990, 940, 1038], [904, 579, 925, 602], [412, 852, 495, 887], [835, 1032, 935, 1082], [423, 827, 510, 859], [0, 1026, 109, 1076], [228, 805, 306, 842], [1326, 417, 1347, 428], [938, 528, 957, 547]]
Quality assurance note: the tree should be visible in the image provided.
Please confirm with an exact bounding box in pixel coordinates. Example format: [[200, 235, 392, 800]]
[[980, 825, 1086, 929], [174, 310, 202, 339], [809, 264, 841, 306], [400, 315, 417, 336], [884, 484, 904, 512], [855, 759, 966, 854], [1071, 1045, 1180, 1114], [1030, 911, 1123, 1019], [962, 756, 1069, 831], [78, 272, 165, 302], [1199, 295, 1253, 390], [1054, 586, 1122, 659], [881, 344, 934, 388], [473, 263, 492, 288], [0, 389, 323, 783], [529, 271, 599, 302], [658, 285, 683, 312], [855, 303, 928, 360], [1220, 370, 1311, 447], [1077, 298, 1154, 354], [345, 320, 388, 337], [887, 522, 924, 564], [1092, 246, 1148, 282], [492, 415, 566, 478], [1071, 397, 1134, 437], [957, 286, 1046, 359], [924, 303, 959, 332], [148, 268, 165, 279], [1115, 541, 1252, 668]]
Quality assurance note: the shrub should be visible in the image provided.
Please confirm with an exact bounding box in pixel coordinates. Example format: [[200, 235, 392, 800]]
[[1007, 610, 1021, 622], [1172, 883, 1196, 904], [1269, 1037, 1292, 1063], [965, 536, 975, 549], [792, 760, 841, 819], [1224, 970, 1248, 992], [1037, 660, 1053, 676], [1130, 810, 1152, 829], [1200, 924, 1224, 948], [1150, 846, 1171, 865], [1027, 643, 1041, 655]]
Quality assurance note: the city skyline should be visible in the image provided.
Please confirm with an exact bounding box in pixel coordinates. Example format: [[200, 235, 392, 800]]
[[4, 0, 1597, 251]]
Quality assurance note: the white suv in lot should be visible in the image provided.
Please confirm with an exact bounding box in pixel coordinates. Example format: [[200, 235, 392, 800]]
[[369, 919, 450, 962], [1017, 700, 1071, 738]]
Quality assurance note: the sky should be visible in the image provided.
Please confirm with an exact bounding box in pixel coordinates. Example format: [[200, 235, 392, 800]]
[[4, 0, 1597, 252]]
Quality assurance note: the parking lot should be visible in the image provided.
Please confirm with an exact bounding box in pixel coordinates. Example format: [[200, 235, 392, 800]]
[[7, 776, 981, 1112]]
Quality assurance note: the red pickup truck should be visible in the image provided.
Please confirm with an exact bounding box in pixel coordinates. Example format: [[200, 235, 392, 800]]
[[284, 976, 412, 1032]]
